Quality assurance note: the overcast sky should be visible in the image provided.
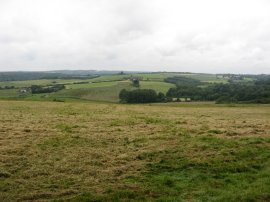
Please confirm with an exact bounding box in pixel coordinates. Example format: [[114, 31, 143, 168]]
[[0, 0, 270, 73]]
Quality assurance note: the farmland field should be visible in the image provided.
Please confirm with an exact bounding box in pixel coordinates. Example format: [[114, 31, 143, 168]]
[[0, 100, 269, 201], [0, 72, 232, 103]]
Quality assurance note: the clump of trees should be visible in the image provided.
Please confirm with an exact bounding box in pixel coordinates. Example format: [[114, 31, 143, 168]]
[[119, 89, 166, 103], [119, 75, 270, 104], [0, 86, 15, 90], [166, 81, 270, 103], [131, 78, 140, 87], [165, 76, 202, 86], [31, 84, 65, 94], [164, 75, 270, 103]]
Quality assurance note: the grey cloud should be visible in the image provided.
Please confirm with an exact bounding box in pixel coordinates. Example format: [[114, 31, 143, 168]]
[[0, 0, 270, 73]]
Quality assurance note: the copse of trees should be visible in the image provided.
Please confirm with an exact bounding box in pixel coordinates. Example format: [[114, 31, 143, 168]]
[[0, 86, 15, 90], [255, 75, 270, 85], [131, 78, 140, 87], [164, 74, 270, 103], [165, 76, 202, 87], [119, 75, 270, 104], [166, 82, 270, 103], [31, 84, 65, 94], [119, 89, 165, 103]]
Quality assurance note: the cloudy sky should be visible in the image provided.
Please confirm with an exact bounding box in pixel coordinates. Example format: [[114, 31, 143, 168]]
[[0, 0, 270, 73]]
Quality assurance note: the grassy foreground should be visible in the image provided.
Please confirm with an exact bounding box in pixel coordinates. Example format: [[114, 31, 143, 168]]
[[0, 101, 269, 201]]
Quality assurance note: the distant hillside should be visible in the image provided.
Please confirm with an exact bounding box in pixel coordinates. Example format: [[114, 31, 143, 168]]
[[0, 71, 269, 103], [0, 70, 146, 81]]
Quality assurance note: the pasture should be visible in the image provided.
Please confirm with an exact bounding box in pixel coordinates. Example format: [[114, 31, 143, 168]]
[[0, 100, 269, 201], [0, 72, 230, 103]]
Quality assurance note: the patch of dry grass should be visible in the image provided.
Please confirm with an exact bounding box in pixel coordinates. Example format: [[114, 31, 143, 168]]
[[0, 101, 269, 201]]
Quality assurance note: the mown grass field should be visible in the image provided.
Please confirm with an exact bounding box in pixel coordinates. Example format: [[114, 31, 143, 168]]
[[0, 100, 269, 201]]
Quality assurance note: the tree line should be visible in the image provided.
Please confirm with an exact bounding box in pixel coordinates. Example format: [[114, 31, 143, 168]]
[[165, 76, 270, 103], [31, 84, 65, 94], [119, 75, 270, 104], [0, 86, 15, 90]]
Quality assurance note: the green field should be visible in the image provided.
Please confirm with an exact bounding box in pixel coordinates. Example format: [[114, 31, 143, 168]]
[[0, 72, 231, 103], [0, 89, 19, 99], [0, 100, 269, 201], [18, 81, 173, 103]]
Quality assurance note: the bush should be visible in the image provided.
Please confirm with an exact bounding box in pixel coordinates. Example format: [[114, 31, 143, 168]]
[[131, 79, 140, 87]]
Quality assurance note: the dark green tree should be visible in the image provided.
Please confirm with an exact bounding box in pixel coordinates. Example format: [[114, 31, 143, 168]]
[[132, 79, 140, 87]]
